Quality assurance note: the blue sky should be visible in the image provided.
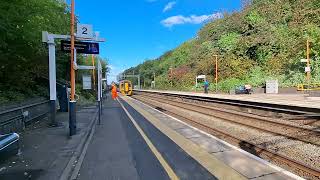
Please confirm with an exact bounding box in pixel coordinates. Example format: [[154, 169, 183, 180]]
[[73, 0, 241, 82]]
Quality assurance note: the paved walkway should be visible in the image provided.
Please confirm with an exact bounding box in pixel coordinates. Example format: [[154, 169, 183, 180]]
[[77, 96, 216, 180], [0, 106, 98, 180], [78, 98, 169, 180]]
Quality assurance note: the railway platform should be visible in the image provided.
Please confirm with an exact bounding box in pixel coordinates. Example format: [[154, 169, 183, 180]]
[[75, 95, 302, 180], [0, 94, 308, 179], [76, 96, 222, 180]]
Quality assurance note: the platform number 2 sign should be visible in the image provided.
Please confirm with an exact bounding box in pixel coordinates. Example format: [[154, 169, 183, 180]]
[[77, 24, 93, 39], [81, 27, 88, 35]]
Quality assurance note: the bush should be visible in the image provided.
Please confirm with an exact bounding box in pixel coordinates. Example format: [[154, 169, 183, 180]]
[[217, 78, 245, 92]]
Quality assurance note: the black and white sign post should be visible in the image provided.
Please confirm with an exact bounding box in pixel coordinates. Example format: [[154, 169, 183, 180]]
[[47, 34, 56, 126], [42, 32, 69, 126]]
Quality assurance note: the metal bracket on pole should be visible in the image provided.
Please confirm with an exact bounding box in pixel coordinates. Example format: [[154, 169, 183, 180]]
[[77, 65, 95, 70], [73, 48, 78, 70], [42, 31, 106, 42], [122, 74, 141, 89]]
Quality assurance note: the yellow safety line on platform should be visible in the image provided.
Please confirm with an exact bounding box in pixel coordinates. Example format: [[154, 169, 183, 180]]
[[122, 96, 247, 180], [117, 99, 180, 180]]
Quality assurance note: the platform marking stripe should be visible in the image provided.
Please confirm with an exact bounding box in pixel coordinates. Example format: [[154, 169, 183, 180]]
[[122, 96, 246, 180], [117, 99, 179, 180]]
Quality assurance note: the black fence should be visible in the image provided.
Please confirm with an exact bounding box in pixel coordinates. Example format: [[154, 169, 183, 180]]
[[0, 101, 49, 134]]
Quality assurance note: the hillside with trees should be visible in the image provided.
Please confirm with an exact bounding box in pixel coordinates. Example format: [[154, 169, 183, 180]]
[[124, 0, 320, 92], [0, 0, 108, 105]]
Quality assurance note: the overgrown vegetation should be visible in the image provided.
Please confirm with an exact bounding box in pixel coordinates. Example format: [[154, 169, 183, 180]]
[[0, 0, 108, 104], [124, 0, 320, 92]]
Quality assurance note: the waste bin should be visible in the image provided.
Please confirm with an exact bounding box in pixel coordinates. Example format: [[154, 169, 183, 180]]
[[57, 85, 69, 112]]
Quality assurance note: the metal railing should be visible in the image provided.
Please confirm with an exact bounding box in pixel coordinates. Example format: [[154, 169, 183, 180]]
[[0, 101, 49, 133]]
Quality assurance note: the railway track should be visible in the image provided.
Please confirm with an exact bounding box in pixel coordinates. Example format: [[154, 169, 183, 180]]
[[133, 92, 320, 179], [135, 90, 320, 115], [137, 93, 320, 146]]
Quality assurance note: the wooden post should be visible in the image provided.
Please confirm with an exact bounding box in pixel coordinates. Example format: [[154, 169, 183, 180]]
[[214, 55, 218, 93]]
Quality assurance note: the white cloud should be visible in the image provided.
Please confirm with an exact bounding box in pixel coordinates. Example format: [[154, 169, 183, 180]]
[[107, 65, 126, 84], [161, 12, 223, 27], [163, 1, 176, 12]]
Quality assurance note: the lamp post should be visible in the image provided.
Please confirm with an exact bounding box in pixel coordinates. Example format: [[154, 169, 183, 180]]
[[306, 39, 311, 85], [169, 67, 173, 87], [213, 55, 219, 93], [69, 0, 76, 136], [153, 72, 156, 89], [70, 0, 75, 101]]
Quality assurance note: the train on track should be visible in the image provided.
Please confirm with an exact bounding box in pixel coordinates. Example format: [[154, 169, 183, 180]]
[[119, 80, 133, 96]]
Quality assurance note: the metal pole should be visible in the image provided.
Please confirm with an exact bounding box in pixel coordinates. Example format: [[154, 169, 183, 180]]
[[307, 40, 311, 85], [196, 77, 198, 89], [98, 60, 102, 125], [70, 0, 75, 101], [69, 0, 76, 136], [138, 75, 141, 89], [215, 55, 218, 93], [169, 67, 173, 87], [153, 72, 155, 89], [92, 55, 96, 90], [48, 38, 57, 126]]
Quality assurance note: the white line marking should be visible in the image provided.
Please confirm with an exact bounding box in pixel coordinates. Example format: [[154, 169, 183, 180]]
[[117, 99, 179, 180]]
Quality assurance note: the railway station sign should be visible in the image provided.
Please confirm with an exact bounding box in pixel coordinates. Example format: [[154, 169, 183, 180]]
[[61, 40, 99, 54], [77, 24, 93, 39]]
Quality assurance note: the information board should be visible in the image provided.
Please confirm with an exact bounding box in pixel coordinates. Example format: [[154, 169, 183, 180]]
[[61, 40, 99, 54], [83, 75, 92, 90]]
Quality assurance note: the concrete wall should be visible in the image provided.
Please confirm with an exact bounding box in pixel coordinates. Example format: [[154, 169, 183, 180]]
[[253, 87, 303, 94]]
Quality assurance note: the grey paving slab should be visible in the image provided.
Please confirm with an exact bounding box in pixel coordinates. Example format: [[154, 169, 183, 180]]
[[214, 150, 279, 179], [252, 172, 294, 180], [162, 119, 189, 130], [192, 137, 231, 153], [176, 128, 203, 139]]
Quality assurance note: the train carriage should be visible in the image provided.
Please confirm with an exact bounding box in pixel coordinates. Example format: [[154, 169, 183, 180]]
[[119, 80, 133, 96]]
